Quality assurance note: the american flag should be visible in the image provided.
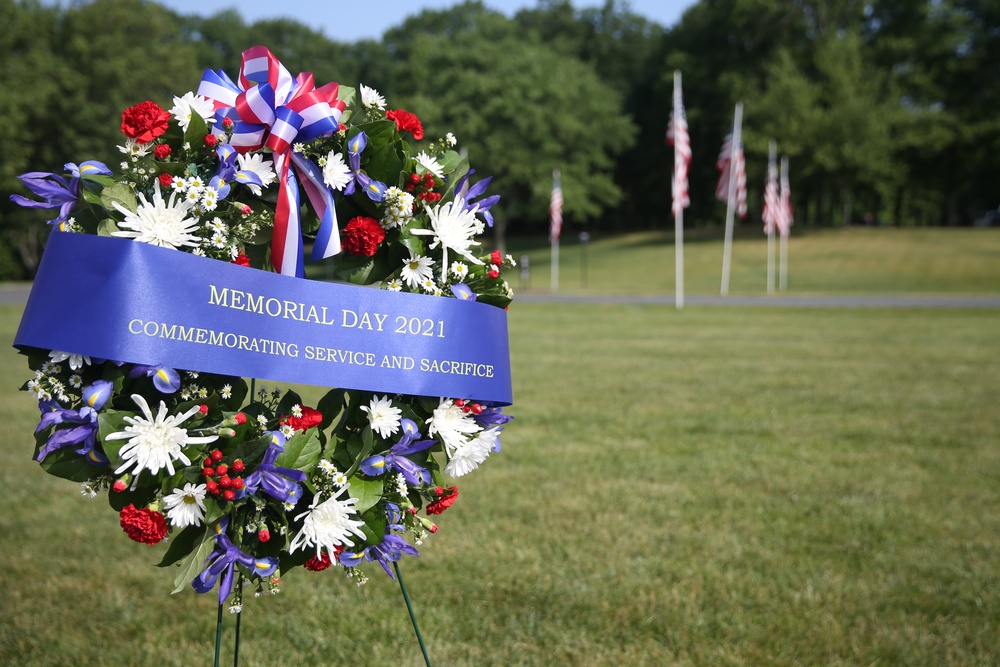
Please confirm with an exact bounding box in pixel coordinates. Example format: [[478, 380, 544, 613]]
[[762, 151, 780, 235], [667, 80, 691, 218], [715, 133, 747, 219], [549, 169, 563, 242], [777, 158, 793, 237]]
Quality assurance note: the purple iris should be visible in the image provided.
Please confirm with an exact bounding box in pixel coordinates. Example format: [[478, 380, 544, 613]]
[[455, 168, 500, 227], [360, 418, 435, 485], [343, 131, 387, 202], [474, 405, 512, 453], [35, 380, 113, 464], [339, 532, 419, 580], [214, 143, 262, 197], [128, 364, 180, 393], [243, 432, 307, 503], [10, 160, 111, 225], [450, 283, 476, 301], [192, 518, 279, 604]]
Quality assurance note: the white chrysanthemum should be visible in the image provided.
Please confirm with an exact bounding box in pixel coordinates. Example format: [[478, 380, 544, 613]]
[[411, 197, 484, 280], [427, 399, 482, 454], [359, 83, 386, 110], [112, 184, 201, 250], [322, 151, 352, 191], [360, 394, 402, 439], [414, 151, 444, 179], [236, 153, 276, 196], [49, 350, 91, 372], [106, 394, 218, 480], [400, 253, 434, 289], [162, 482, 208, 528], [289, 485, 367, 557], [169, 91, 216, 132], [445, 427, 499, 477]]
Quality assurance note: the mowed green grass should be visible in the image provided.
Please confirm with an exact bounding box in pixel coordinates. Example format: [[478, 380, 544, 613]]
[[508, 226, 1000, 295], [2, 228, 999, 666]]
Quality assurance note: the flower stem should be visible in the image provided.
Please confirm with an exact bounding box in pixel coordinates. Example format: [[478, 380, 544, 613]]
[[214, 603, 224, 667], [394, 561, 432, 667]]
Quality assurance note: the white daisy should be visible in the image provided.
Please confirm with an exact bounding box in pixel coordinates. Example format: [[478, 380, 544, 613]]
[[394, 473, 408, 496], [382, 186, 415, 228], [291, 404, 303, 418], [236, 153, 276, 196], [317, 459, 336, 474], [400, 253, 434, 290], [445, 132, 457, 146], [117, 138, 152, 157], [171, 176, 189, 192], [414, 151, 444, 179], [359, 83, 386, 110], [386, 279, 403, 292], [112, 184, 201, 250], [169, 92, 216, 132], [360, 394, 402, 439], [80, 482, 98, 498], [426, 399, 482, 453], [411, 197, 484, 280], [257, 414, 269, 427], [419, 277, 437, 293], [445, 427, 499, 477], [451, 261, 469, 279], [162, 482, 208, 528], [106, 394, 218, 481], [289, 485, 367, 557], [48, 350, 91, 372], [321, 151, 352, 191], [221, 384, 232, 400], [280, 424, 295, 438]]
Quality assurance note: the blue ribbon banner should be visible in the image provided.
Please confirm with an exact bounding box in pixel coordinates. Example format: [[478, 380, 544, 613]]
[[15, 234, 512, 405]]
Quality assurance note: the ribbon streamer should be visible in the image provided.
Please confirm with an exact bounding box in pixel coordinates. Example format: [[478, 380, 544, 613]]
[[198, 46, 346, 277]]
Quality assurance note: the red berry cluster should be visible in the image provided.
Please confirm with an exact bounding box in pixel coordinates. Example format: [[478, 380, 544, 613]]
[[202, 449, 245, 501], [405, 172, 442, 203], [453, 398, 484, 415]]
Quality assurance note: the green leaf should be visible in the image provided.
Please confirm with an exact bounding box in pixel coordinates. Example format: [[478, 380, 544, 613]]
[[96, 218, 118, 237], [358, 506, 387, 544], [317, 388, 347, 431], [157, 525, 206, 567], [182, 109, 209, 146], [274, 428, 322, 473], [38, 448, 101, 482], [97, 409, 134, 466], [337, 85, 356, 108], [348, 476, 384, 515], [344, 426, 374, 478], [171, 527, 217, 594], [99, 182, 137, 214]]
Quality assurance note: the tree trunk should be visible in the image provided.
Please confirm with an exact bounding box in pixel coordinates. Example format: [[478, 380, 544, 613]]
[[492, 211, 507, 257]]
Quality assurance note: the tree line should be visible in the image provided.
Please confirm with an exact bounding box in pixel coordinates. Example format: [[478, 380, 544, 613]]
[[2, 0, 997, 278]]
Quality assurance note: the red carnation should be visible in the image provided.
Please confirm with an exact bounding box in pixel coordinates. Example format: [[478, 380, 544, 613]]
[[281, 405, 323, 432], [154, 144, 172, 159], [157, 173, 174, 188], [426, 486, 459, 515], [341, 216, 386, 257], [490, 250, 502, 266], [305, 545, 343, 572], [232, 253, 251, 267], [119, 503, 168, 545], [204, 134, 218, 148], [120, 100, 171, 144], [386, 109, 424, 141]]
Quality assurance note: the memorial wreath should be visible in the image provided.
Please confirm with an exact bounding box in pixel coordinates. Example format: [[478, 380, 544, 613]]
[[12, 46, 514, 613]]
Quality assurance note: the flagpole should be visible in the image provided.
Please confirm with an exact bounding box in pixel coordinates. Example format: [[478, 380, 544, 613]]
[[766, 140, 776, 294], [673, 70, 684, 310], [779, 155, 789, 292], [550, 168, 560, 292], [720, 102, 742, 296]]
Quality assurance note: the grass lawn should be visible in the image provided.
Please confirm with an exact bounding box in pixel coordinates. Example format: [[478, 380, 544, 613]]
[[2, 228, 999, 665]]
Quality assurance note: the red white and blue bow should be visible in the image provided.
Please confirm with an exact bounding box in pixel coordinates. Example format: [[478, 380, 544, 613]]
[[197, 46, 346, 277]]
